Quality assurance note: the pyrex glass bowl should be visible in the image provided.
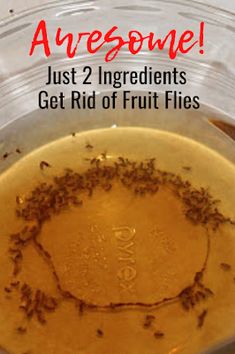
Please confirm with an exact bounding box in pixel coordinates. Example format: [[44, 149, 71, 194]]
[[0, 1, 234, 354]]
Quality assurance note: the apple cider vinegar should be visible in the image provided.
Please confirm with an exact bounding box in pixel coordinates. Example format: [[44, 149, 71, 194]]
[[0, 127, 234, 354]]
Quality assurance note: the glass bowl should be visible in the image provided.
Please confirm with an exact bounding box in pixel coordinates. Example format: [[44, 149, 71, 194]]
[[0, 1, 234, 354]]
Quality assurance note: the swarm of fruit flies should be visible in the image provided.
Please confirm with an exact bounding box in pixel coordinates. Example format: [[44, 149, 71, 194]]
[[4, 151, 235, 332]]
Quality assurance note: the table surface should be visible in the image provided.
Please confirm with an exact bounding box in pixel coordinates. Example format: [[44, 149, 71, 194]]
[[0, 0, 234, 19]]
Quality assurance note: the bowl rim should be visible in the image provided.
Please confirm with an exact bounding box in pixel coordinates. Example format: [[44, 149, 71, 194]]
[[0, 0, 234, 27]]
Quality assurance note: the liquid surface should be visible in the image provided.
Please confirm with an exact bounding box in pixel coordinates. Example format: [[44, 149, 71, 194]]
[[0, 127, 235, 354]]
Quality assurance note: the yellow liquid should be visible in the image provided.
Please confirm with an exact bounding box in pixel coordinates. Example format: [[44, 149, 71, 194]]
[[0, 127, 235, 354]]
